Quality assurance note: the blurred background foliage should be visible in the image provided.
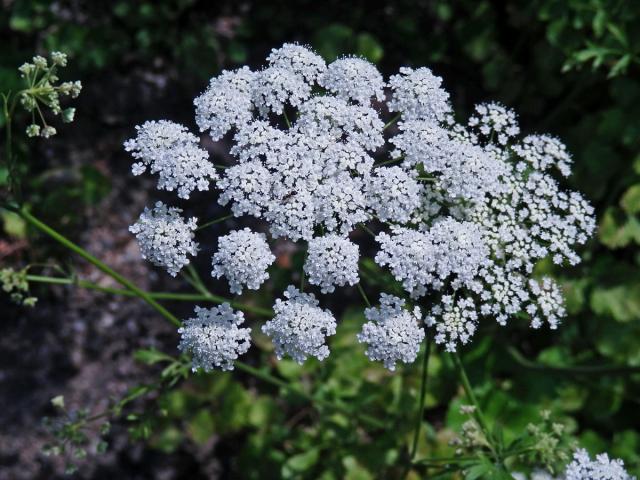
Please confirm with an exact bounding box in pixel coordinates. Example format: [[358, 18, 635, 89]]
[[2, 0, 640, 478]]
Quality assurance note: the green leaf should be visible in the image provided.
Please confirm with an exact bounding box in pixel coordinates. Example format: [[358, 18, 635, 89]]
[[590, 284, 640, 322], [282, 448, 320, 477], [599, 207, 640, 248], [609, 54, 632, 78], [356, 33, 383, 63], [621, 184, 640, 214], [607, 23, 629, 47], [188, 409, 216, 444], [343, 456, 373, 480], [1, 211, 27, 239], [134, 348, 174, 365]]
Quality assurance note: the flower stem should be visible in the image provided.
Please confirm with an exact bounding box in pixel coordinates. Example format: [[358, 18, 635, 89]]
[[409, 338, 432, 459], [25, 274, 273, 317], [356, 282, 371, 308], [384, 113, 401, 130], [374, 157, 403, 168], [196, 214, 233, 231], [9, 208, 386, 432], [506, 346, 640, 375], [14, 206, 181, 326], [452, 352, 505, 466]]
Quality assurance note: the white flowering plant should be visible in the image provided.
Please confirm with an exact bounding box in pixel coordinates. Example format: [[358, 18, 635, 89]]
[[2, 45, 637, 478]]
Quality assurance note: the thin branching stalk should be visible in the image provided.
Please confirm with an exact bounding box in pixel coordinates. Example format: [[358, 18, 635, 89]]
[[356, 282, 371, 308], [195, 214, 234, 231], [25, 274, 273, 317], [452, 352, 506, 468], [11, 207, 388, 430], [15, 206, 181, 326]]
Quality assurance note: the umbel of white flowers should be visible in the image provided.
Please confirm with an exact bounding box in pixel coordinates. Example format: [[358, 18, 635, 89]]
[[125, 43, 595, 372], [513, 448, 636, 480]]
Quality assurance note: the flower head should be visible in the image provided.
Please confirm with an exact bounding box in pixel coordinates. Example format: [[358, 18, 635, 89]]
[[357, 294, 425, 371], [304, 235, 360, 293], [262, 286, 337, 364], [211, 228, 275, 295], [565, 448, 635, 480], [178, 304, 251, 372], [319, 56, 385, 104], [129, 202, 198, 276], [124, 120, 217, 199]]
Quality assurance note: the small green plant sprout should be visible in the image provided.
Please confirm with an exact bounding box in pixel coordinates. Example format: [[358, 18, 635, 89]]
[[41, 395, 111, 476], [14, 51, 81, 138], [0, 267, 37, 306]]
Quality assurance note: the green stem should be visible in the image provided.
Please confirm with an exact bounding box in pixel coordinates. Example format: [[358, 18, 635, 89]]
[[400, 338, 432, 479], [2, 93, 18, 198], [182, 266, 273, 317], [452, 352, 503, 465], [11, 209, 386, 432], [356, 282, 371, 308], [234, 362, 385, 429], [375, 157, 403, 168], [409, 338, 432, 459], [506, 346, 640, 375], [359, 224, 377, 237], [283, 111, 292, 128], [195, 214, 233, 231], [24, 274, 273, 316], [384, 113, 401, 130], [15, 206, 181, 326]]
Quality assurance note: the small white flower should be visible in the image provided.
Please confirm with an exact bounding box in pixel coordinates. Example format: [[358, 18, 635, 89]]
[[513, 134, 573, 177], [266, 43, 326, 83], [304, 234, 360, 293], [367, 166, 421, 223], [129, 202, 198, 277], [319, 56, 385, 104], [211, 228, 275, 295], [357, 294, 425, 371], [388, 66, 451, 121], [468, 102, 520, 144], [194, 67, 255, 141], [262, 286, 337, 364], [178, 304, 251, 372], [124, 120, 217, 199], [252, 66, 313, 116], [425, 296, 479, 352], [565, 448, 635, 480]]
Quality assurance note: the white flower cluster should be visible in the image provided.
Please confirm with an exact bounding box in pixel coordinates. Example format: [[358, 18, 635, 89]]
[[126, 42, 595, 368], [380, 92, 595, 350], [304, 235, 360, 293], [124, 120, 217, 199], [194, 67, 255, 141], [129, 202, 198, 276], [375, 219, 489, 298], [565, 448, 635, 480], [388, 67, 451, 121], [211, 228, 275, 295], [319, 56, 385, 104], [178, 304, 251, 372], [262, 286, 337, 364], [468, 102, 520, 144], [513, 134, 573, 177], [357, 294, 425, 371], [366, 166, 422, 223]]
